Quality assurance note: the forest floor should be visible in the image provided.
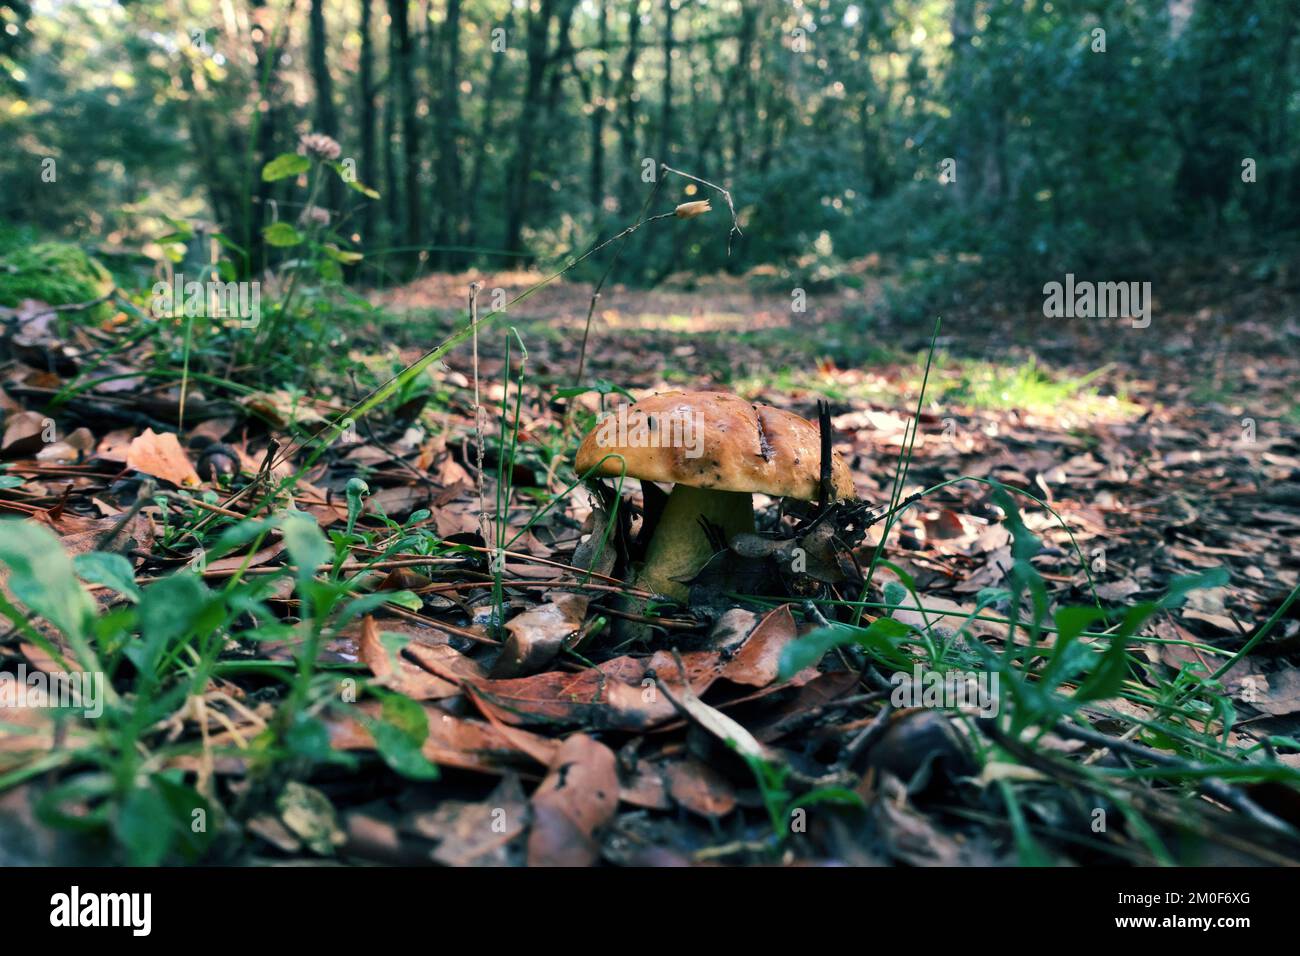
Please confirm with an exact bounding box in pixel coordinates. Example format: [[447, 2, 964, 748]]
[[2, 257, 1299, 865]]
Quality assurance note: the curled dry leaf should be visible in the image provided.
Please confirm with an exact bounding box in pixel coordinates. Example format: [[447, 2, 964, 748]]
[[327, 700, 558, 774], [491, 593, 589, 678], [359, 615, 462, 700], [1, 410, 47, 458], [720, 603, 804, 687], [571, 500, 617, 577], [457, 650, 722, 730], [527, 733, 619, 867], [125, 428, 201, 487]]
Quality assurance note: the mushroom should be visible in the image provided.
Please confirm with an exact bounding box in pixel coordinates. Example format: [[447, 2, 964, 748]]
[[575, 390, 856, 602]]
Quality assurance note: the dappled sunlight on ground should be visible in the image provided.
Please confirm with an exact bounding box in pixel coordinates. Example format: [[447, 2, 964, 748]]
[[372, 267, 882, 334]]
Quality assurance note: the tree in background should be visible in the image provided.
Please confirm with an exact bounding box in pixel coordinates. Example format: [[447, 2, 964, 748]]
[[0, 0, 1296, 285]]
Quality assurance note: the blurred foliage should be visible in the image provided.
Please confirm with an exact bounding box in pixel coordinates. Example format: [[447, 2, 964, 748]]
[[0, 0, 1295, 286], [0, 241, 116, 320]]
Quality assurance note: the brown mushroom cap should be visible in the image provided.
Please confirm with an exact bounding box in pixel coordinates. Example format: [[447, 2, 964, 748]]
[[575, 390, 856, 501]]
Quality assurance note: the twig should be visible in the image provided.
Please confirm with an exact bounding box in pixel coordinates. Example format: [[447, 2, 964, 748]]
[[95, 478, 155, 552], [589, 603, 698, 630], [5, 288, 120, 320], [834, 700, 894, 772], [660, 164, 744, 253], [566, 177, 665, 428], [566, 164, 741, 427]]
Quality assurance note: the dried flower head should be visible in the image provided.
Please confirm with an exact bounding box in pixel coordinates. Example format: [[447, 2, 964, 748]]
[[300, 132, 342, 162], [674, 199, 712, 219], [301, 205, 331, 227]]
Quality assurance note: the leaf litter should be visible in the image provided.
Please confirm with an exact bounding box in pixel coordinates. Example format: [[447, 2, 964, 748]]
[[0, 264, 1298, 866]]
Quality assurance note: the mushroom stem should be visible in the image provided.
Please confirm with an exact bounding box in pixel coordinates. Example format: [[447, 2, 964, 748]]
[[636, 485, 755, 602]]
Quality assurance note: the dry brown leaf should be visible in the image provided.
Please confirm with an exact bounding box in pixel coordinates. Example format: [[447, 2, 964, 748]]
[[527, 734, 618, 867], [327, 700, 558, 774], [358, 615, 461, 700], [1, 410, 46, 458], [664, 757, 739, 817], [94, 428, 136, 463], [720, 603, 801, 687], [409, 773, 529, 867], [125, 428, 200, 487], [491, 593, 589, 678], [36, 511, 156, 560], [465, 664, 677, 730], [36, 427, 94, 463], [618, 759, 672, 810]]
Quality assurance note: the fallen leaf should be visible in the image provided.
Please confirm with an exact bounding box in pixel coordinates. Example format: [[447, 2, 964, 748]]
[[527, 734, 619, 866], [491, 593, 589, 678], [408, 774, 529, 866], [720, 604, 800, 687], [125, 428, 200, 487], [871, 774, 986, 866], [664, 757, 739, 817], [359, 615, 462, 700], [465, 663, 678, 730], [35, 427, 94, 463], [1240, 669, 1300, 717], [328, 701, 557, 774], [656, 663, 773, 764], [1, 411, 46, 458]]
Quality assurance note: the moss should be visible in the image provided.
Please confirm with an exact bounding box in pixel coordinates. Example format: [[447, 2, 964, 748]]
[[0, 242, 116, 322]]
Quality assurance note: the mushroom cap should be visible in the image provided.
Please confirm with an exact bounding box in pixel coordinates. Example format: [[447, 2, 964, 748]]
[[575, 390, 857, 501]]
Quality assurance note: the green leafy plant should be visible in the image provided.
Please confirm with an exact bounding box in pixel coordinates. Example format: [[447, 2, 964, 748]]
[[0, 512, 438, 864]]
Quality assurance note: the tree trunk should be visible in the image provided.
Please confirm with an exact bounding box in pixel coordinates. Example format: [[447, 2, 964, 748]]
[[434, 0, 464, 266], [382, 11, 401, 247], [249, 0, 298, 275], [545, 0, 578, 116], [949, 0, 983, 208], [502, 0, 557, 258], [855, 6, 887, 197], [617, 5, 641, 213], [464, 11, 511, 251], [389, 0, 422, 260], [309, 0, 343, 216], [358, 0, 377, 243], [658, 0, 674, 166], [732, 7, 759, 173], [589, 0, 609, 211]]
